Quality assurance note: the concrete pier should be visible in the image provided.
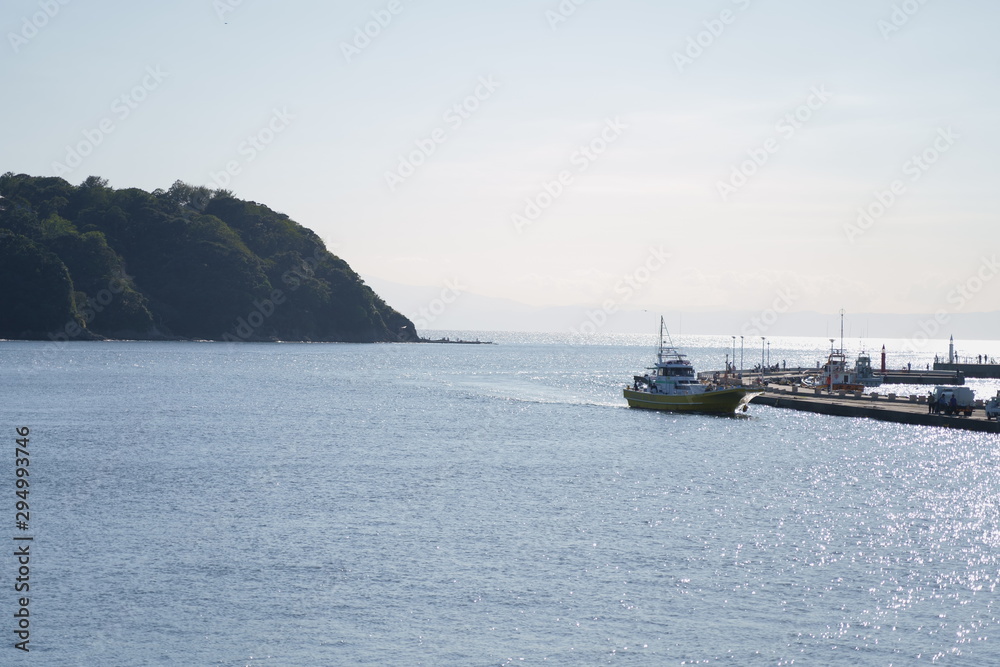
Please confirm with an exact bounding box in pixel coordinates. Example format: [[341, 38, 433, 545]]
[[934, 362, 1000, 379], [753, 387, 1000, 433], [879, 369, 964, 385]]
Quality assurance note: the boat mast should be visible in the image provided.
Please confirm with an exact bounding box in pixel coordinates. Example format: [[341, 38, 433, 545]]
[[657, 316, 672, 363], [839, 308, 845, 354], [656, 316, 680, 365], [657, 316, 664, 363]]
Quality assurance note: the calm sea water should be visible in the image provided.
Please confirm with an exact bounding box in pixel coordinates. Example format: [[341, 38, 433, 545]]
[[3, 333, 1000, 666]]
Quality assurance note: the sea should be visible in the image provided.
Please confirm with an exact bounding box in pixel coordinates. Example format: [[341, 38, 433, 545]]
[[3, 332, 1000, 666]]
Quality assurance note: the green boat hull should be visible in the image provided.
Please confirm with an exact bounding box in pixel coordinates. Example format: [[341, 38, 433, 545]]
[[623, 387, 763, 414]]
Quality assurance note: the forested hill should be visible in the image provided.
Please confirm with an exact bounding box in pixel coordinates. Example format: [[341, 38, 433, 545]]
[[0, 173, 416, 343]]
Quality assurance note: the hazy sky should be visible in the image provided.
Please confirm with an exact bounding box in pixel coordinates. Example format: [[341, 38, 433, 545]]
[[5, 0, 999, 324]]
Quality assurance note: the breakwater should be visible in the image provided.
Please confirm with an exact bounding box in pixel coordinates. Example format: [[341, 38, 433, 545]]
[[933, 362, 1000, 379]]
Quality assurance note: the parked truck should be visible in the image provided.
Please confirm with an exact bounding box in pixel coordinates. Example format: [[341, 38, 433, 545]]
[[932, 386, 975, 416]]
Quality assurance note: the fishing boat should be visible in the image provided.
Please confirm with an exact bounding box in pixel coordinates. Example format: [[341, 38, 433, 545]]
[[623, 317, 763, 414], [804, 353, 882, 390], [803, 339, 881, 392], [802, 312, 882, 391], [805, 348, 865, 392]]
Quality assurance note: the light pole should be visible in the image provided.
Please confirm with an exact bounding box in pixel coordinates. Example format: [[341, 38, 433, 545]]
[[767, 340, 770, 372], [740, 335, 744, 380], [761, 337, 765, 382], [829, 339, 835, 391], [731, 336, 736, 376]]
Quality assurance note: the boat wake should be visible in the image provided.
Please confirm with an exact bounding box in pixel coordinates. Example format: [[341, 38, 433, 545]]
[[471, 387, 625, 409]]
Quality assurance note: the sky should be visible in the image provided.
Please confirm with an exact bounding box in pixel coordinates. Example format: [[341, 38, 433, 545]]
[[4, 0, 1000, 335]]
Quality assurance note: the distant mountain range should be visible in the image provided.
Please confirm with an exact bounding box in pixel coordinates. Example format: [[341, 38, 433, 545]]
[[0, 174, 415, 342], [364, 276, 1000, 343]]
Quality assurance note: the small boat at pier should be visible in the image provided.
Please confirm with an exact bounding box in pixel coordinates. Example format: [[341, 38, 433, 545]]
[[854, 351, 883, 388], [804, 345, 881, 392], [803, 312, 883, 391]]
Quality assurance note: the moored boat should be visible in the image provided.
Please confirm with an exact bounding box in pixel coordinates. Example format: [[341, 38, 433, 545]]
[[804, 311, 881, 391], [803, 343, 879, 392], [623, 317, 763, 414], [854, 351, 883, 388], [809, 349, 865, 391]]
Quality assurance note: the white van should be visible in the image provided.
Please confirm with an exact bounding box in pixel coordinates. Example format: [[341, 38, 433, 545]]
[[931, 386, 975, 416]]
